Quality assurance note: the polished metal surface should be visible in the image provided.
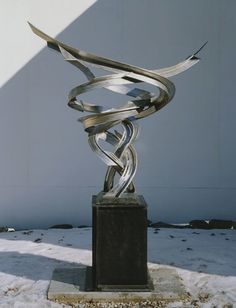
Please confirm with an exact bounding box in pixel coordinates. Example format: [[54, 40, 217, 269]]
[[29, 23, 205, 197]]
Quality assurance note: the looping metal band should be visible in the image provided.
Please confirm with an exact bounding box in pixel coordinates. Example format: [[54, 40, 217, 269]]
[[29, 23, 203, 197]]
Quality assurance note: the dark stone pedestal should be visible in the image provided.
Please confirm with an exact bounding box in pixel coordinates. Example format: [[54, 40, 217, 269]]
[[92, 193, 148, 291]]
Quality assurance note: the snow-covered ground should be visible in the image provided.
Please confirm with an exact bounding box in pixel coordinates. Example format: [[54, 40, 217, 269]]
[[0, 227, 235, 307]]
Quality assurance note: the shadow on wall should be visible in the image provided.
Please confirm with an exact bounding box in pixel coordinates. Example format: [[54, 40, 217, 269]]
[[0, 0, 128, 229], [1, 0, 236, 230]]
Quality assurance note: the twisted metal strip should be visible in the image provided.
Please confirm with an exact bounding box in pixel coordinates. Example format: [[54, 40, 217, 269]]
[[29, 23, 204, 197]]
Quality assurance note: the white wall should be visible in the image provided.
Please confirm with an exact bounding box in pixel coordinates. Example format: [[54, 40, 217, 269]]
[[0, 0, 235, 229]]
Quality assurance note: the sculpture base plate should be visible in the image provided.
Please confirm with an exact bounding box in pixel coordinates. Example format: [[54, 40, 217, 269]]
[[47, 266, 189, 305]]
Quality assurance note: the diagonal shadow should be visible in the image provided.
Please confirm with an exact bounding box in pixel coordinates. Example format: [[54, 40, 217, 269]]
[[0, 0, 130, 230], [0, 227, 236, 277], [0, 229, 92, 283], [1, 0, 233, 238], [0, 251, 88, 282]]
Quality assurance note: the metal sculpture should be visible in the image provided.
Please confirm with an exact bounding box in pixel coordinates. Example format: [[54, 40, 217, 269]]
[[29, 23, 206, 198]]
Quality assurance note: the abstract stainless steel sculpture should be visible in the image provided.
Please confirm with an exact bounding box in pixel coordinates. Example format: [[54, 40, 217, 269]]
[[29, 23, 206, 198]]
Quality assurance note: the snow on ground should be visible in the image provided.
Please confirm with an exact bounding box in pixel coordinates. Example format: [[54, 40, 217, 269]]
[[0, 227, 235, 307]]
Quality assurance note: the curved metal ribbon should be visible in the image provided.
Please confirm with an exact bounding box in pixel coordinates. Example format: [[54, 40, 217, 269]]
[[29, 23, 205, 197]]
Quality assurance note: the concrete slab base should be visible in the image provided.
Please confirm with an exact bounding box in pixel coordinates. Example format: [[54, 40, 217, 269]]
[[48, 266, 189, 306]]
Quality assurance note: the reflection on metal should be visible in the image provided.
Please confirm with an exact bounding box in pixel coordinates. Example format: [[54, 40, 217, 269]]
[[29, 23, 205, 197]]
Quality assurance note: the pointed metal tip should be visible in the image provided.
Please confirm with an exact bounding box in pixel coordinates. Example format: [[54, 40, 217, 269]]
[[193, 41, 208, 56], [27, 21, 35, 31], [27, 22, 42, 37], [186, 41, 208, 61]]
